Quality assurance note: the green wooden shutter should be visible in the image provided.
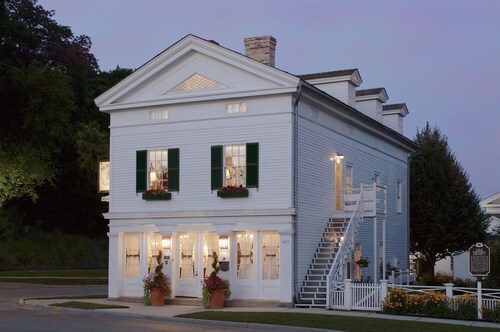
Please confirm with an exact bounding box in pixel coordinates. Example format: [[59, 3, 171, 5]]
[[246, 143, 259, 188], [168, 148, 179, 192], [211, 145, 223, 190], [136, 150, 147, 192]]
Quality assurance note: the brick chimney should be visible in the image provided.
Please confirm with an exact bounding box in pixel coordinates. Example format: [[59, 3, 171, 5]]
[[244, 36, 277, 67]]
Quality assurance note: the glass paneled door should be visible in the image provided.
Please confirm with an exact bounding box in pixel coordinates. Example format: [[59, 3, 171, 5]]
[[176, 232, 219, 298]]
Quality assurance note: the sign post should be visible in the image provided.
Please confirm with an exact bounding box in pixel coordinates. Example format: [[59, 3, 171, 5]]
[[469, 243, 490, 320]]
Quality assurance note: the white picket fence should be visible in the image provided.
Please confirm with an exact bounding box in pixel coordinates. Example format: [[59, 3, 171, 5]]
[[329, 279, 500, 320]]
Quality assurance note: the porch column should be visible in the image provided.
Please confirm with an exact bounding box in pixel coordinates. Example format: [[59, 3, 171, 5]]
[[108, 232, 122, 298], [373, 219, 378, 284], [279, 232, 293, 304]]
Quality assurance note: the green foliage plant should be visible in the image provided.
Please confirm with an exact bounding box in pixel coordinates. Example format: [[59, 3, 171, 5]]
[[202, 251, 231, 308], [142, 251, 170, 305], [410, 123, 489, 282]]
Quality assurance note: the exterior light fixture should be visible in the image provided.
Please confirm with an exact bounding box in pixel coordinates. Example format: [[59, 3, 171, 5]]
[[219, 235, 229, 250], [162, 235, 171, 250], [337, 153, 344, 160]]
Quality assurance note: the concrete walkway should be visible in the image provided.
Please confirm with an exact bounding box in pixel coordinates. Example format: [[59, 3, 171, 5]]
[[21, 297, 500, 330]]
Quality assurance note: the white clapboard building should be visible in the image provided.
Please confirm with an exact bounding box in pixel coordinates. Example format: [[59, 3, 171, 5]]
[[95, 34, 415, 307]]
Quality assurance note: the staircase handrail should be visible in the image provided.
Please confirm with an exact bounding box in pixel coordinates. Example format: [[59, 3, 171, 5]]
[[326, 184, 366, 308]]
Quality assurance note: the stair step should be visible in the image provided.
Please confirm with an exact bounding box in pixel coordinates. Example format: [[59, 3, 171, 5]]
[[301, 286, 327, 293], [305, 275, 327, 281], [303, 280, 327, 287]]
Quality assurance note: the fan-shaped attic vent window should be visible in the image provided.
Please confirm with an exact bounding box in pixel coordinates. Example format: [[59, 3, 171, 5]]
[[169, 73, 225, 93]]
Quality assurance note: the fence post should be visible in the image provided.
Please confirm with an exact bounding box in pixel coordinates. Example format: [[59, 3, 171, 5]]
[[380, 279, 388, 308], [477, 281, 483, 320], [344, 279, 352, 310], [444, 283, 453, 299]]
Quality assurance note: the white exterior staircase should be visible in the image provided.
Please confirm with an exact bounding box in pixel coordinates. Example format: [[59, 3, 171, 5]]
[[296, 183, 386, 308]]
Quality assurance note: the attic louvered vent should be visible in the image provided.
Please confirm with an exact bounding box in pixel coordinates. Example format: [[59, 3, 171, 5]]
[[169, 73, 225, 92]]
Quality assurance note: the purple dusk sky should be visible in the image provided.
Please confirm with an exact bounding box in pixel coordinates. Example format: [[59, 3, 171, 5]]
[[39, 0, 499, 199]]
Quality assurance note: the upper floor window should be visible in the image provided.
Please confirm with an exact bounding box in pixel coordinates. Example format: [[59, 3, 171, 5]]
[[396, 180, 402, 213], [149, 150, 168, 190], [345, 165, 353, 194], [225, 144, 246, 186], [149, 110, 168, 120], [226, 102, 247, 114], [136, 149, 179, 193], [211, 143, 258, 190]]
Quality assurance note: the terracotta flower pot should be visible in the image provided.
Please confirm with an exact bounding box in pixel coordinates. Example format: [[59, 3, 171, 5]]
[[150, 288, 165, 306], [209, 289, 226, 309]]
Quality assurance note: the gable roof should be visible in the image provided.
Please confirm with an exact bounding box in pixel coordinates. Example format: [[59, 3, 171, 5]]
[[95, 34, 300, 111], [480, 192, 500, 217]]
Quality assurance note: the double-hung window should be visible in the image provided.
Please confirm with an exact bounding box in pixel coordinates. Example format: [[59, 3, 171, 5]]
[[136, 148, 179, 194], [211, 143, 258, 190]]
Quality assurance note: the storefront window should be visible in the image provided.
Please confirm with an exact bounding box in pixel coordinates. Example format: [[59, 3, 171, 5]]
[[262, 234, 280, 279], [179, 234, 194, 279], [203, 234, 219, 277], [147, 234, 162, 274], [237, 233, 254, 279], [125, 234, 140, 278]]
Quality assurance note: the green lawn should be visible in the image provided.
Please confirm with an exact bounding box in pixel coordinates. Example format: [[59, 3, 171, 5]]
[[0, 269, 107, 285], [177, 312, 498, 332], [0, 269, 107, 277]]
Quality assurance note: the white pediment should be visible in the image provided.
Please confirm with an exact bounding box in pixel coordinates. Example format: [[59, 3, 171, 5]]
[[95, 35, 299, 111]]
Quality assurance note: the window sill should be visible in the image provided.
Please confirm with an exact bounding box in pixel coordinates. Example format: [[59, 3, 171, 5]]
[[142, 192, 172, 200], [217, 190, 249, 198]]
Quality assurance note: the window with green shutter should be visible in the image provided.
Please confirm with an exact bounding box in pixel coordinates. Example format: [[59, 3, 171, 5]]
[[168, 148, 179, 192], [211, 145, 223, 190], [214, 143, 259, 195], [246, 143, 259, 188], [137, 148, 179, 198], [136, 150, 147, 192]]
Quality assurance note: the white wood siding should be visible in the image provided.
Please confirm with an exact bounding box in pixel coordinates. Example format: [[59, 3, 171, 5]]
[[109, 95, 293, 214], [296, 97, 410, 284]]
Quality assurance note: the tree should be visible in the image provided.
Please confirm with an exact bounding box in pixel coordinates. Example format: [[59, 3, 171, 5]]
[[410, 123, 489, 282]]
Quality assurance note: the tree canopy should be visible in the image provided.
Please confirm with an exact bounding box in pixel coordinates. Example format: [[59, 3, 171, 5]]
[[0, 0, 131, 237], [410, 123, 489, 281]]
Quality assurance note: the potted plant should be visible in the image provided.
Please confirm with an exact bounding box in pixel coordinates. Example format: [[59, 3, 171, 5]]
[[355, 257, 370, 268], [143, 250, 171, 306], [202, 251, 231, 308], [142, 188, 171, 200], [217, 185, 249, 198]]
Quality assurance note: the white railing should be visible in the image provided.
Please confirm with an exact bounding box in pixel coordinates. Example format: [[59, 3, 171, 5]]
[[327, 186, 365, 308], [329, 280, 500, 317]]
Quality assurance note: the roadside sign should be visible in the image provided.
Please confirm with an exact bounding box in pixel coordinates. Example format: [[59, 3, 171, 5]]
[[469, 243, 490, 277]]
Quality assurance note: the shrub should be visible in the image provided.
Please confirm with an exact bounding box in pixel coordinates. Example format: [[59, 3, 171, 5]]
[[450, 293, 477, 320], [482, 305, 500, 323]]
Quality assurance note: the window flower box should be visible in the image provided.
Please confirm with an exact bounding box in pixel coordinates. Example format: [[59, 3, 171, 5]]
[[217, 185, 249, 198], [142, 189, 171, 200]]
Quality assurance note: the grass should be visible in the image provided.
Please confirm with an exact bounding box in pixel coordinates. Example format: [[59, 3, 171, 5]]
[[0, 269, 107, 277], [0, 278, 107, 285], [49, 301, 128, 310], [0, 269, 107, 285], [26, 294, 107, 300], [177, 312, 499, 332]]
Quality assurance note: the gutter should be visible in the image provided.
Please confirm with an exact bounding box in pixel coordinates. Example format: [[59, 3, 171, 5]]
[[292, 82, 303, 303]]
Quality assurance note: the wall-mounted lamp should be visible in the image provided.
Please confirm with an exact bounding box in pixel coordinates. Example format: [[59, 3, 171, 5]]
[[331, 153, 344, 163], [162, 236, 171, 251], [219, 235, 229, 250]]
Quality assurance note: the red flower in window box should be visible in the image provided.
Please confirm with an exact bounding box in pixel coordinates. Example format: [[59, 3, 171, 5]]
[[219, 185, 248, 193], [217, 185, 249, 198]]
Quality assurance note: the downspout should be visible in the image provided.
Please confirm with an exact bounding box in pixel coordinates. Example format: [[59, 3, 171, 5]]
[[292, 82, 303, 303]]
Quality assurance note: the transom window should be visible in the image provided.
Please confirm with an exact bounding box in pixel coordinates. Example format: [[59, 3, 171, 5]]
[[226, 102, 247, 114], [225, 144, 246, 187], [149, 150, 168, 190], [149, 110, 168, 120]]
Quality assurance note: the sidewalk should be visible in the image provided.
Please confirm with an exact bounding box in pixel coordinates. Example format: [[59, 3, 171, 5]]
[[22, 297, 500, 330]]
